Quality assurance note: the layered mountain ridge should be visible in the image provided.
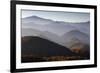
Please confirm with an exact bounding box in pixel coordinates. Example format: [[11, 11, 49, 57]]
[[21, 15, 90, 61], [22, 16, 90, 49]]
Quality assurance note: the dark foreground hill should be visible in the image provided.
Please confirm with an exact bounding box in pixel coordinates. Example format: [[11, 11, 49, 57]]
[[21, 36, 83, 62], [21, 36, 77, 56]]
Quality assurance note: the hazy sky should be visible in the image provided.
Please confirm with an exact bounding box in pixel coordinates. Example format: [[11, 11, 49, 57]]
[[21, 9, 90, 23]]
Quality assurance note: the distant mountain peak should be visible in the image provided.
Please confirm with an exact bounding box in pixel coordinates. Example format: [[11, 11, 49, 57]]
[[23, 15, 43, 19], [23, 15, 52, 21], [30, 16, 43, 19], [22, 15, 53, 25]]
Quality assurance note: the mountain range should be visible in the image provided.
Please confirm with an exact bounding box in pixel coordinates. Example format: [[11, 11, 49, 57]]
[[20, 14, 91, 63], [22, 16, 90, 50]]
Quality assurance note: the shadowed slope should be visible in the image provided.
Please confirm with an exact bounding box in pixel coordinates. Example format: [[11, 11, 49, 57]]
[[21, 36, 77, 57]]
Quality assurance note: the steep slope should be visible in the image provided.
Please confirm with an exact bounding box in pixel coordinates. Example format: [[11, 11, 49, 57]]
[[21, 36, 77, 57]]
